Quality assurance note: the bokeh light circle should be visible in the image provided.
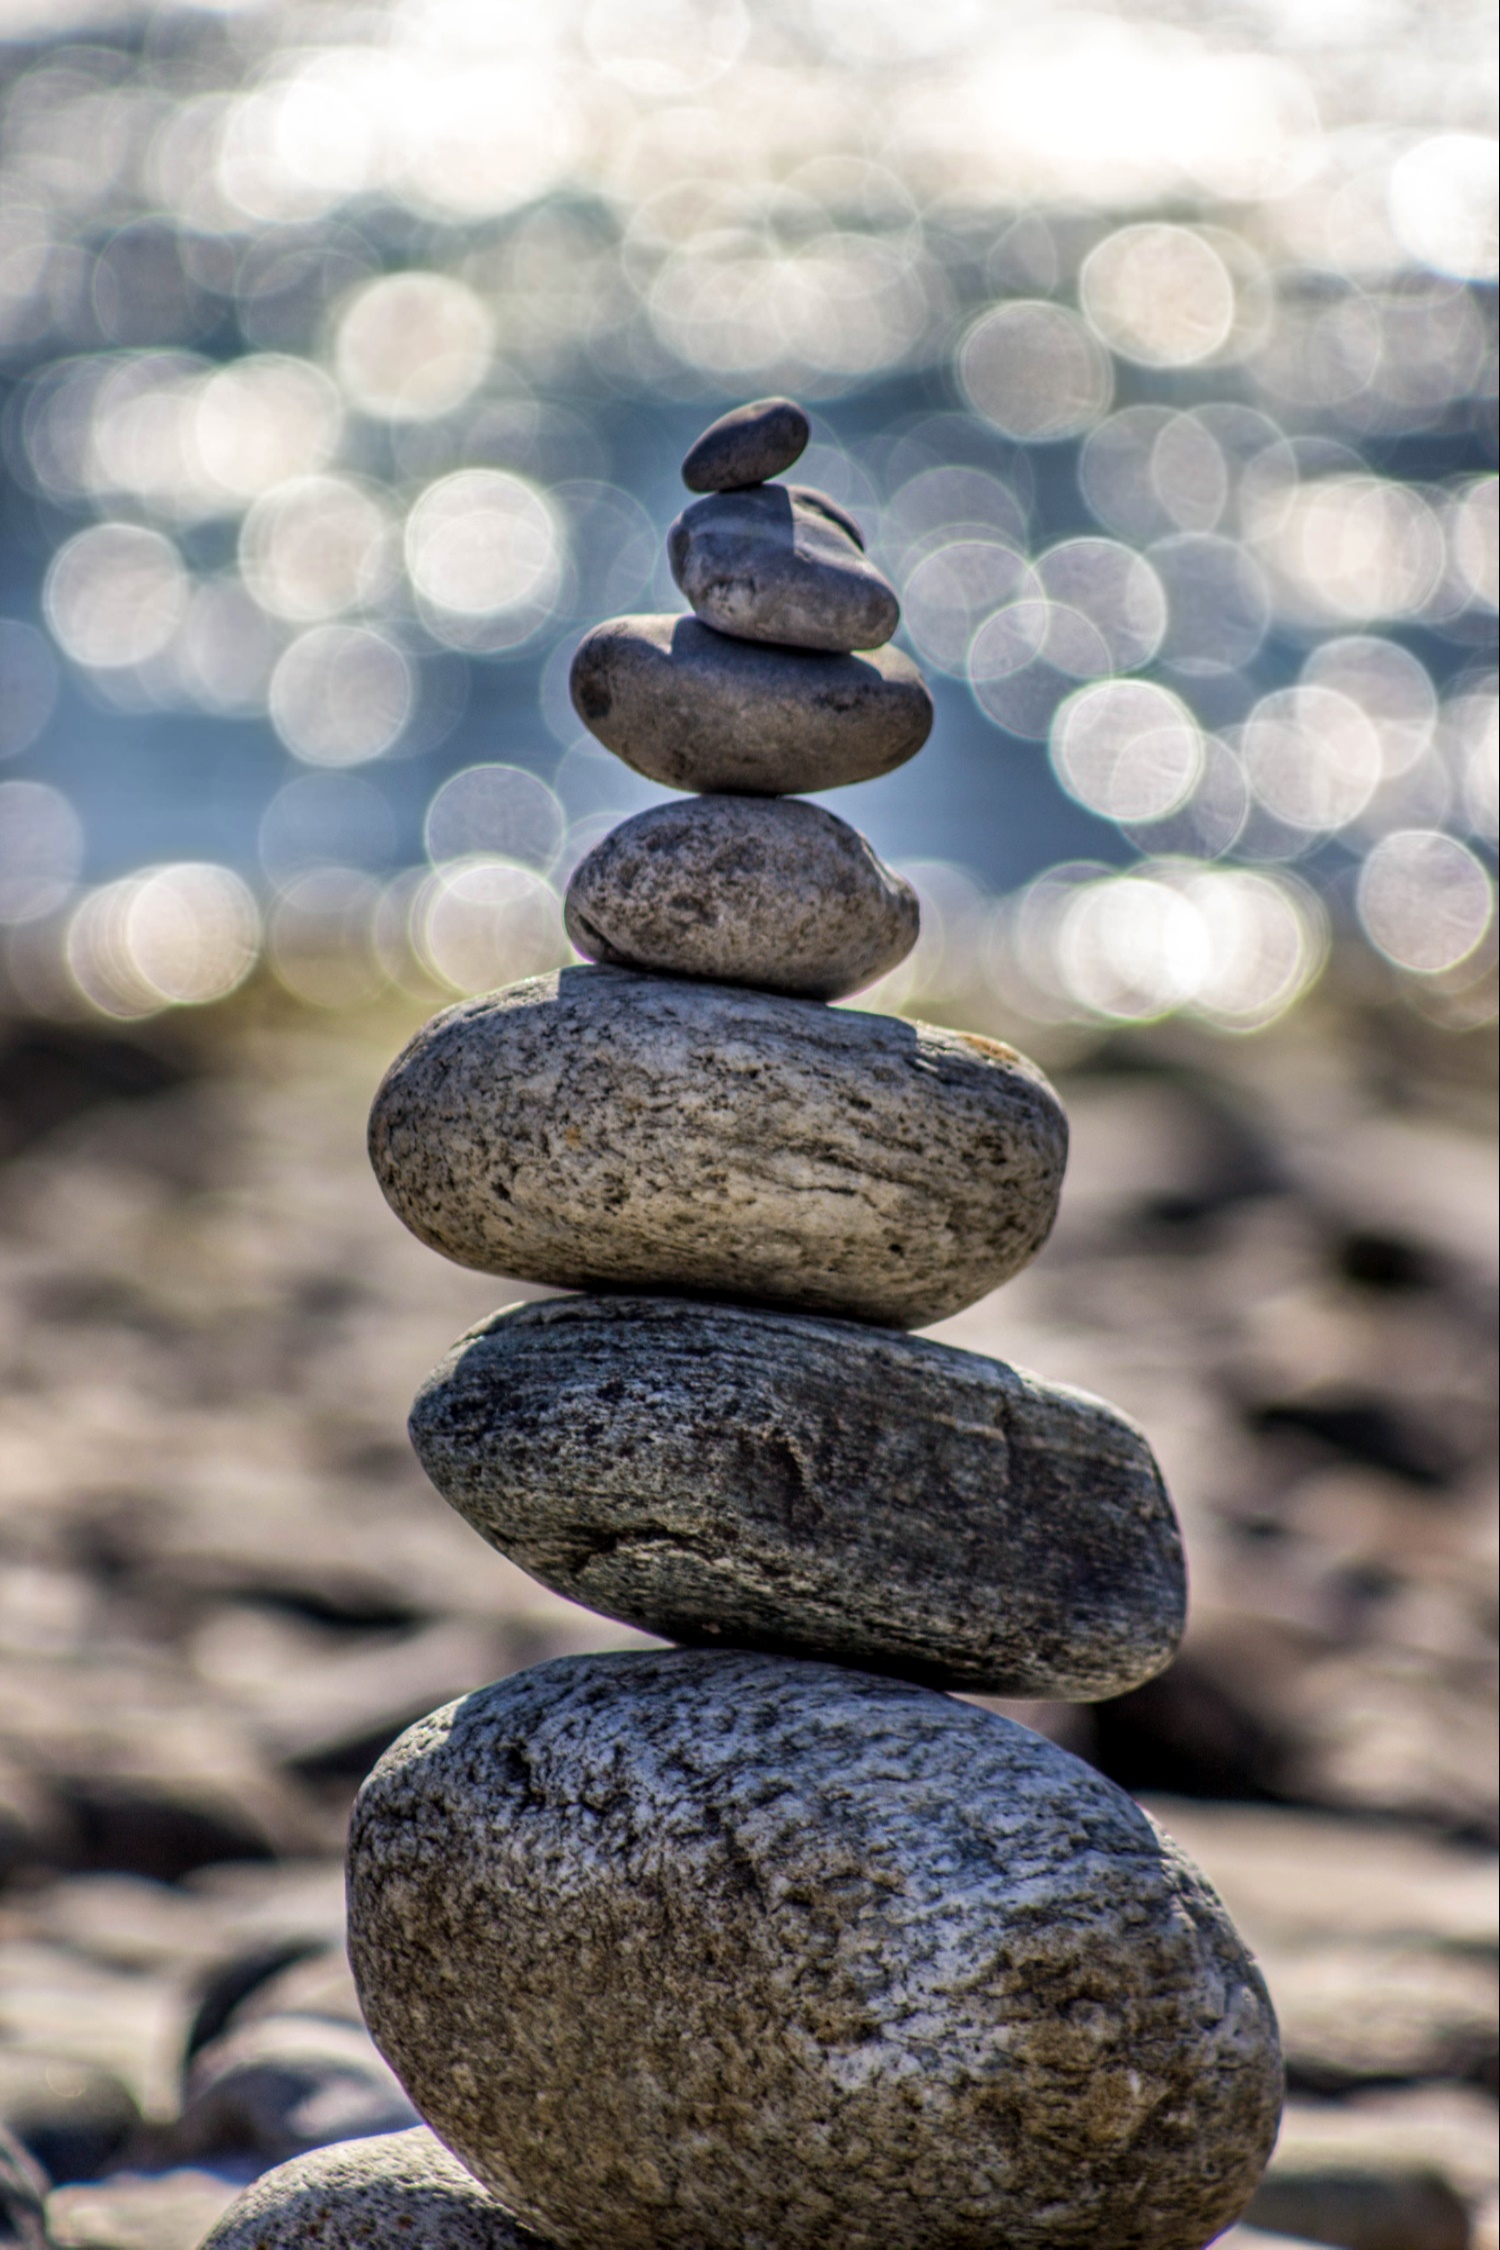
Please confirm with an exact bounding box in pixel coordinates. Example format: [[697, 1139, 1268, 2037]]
[[1357, 829, 1494, 974]]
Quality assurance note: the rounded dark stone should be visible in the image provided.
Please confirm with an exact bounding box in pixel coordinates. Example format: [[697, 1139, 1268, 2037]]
[[563, 797, 918, 1000], [409, 1293, 1186, 1698], [568, 615, 932, 795], [367, 966, 1068, 1329], [682, 397, 810, 492], [347, 1650, 1284, 2250], [667, 485, 899, 652], [200, 2127, 547, 2248]]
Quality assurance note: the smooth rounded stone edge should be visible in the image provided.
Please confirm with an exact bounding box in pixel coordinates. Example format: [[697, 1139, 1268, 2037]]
[[199, 2127, 549, 2248], [367, 967, 1069, 1329], [410, 1294, 1186, 1699], [682, 397, 809, 492], [347, 1650, 1284, 2250], [568, 615, 933, 795], [563, 796, 919, 1000], [667, 485, 899, 653]]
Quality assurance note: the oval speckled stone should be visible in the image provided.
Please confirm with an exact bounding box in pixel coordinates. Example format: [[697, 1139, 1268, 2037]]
[[668, 485, 899, 652], [409, 1294, 1186, 1698], [682, 397, 809, 492], [569, 615, 932, 794], [347, 1651, 1284, 2250], [367, 967, 1067, 1328], [201, 2128, 545, 2248], [563, 797, 918, 1000]]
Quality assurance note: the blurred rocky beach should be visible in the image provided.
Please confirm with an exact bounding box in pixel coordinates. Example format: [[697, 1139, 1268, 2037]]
[[0, 979, 1493, 2248]]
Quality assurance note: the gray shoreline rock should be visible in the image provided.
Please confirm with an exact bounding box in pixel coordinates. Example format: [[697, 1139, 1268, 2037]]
[[668, 485, 899, 652], [568, 614, 932, 795], [682, 397, 809, 492], [563, 796, 918, 1000], [367, 967, 1068, 1329], [200, 2127, 548, 2247], [347, 1650, 1284, 2250], [410, 1294, 1185, 1698]]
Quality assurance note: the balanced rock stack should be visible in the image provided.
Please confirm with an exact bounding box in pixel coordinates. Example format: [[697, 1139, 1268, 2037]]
[[216, 401, 1284, 2249]]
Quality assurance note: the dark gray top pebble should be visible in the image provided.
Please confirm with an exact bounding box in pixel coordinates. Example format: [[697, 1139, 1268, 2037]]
[[367, 967, 1068, 1329], [668, 484, 899, 652], [200, 2127, 549, 2248], [568, 615, 932, 794], [682, 397, 809, 492], [410, 1293, 1186, 1698], [347, 1650, 1284, 2250], [563, 796, 918, 1000]]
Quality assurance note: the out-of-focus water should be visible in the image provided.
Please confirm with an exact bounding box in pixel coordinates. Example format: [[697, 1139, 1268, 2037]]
[[0, 0, 1494, 1034]]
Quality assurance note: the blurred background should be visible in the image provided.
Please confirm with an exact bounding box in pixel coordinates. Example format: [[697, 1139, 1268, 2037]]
[[0, 2, 1494, 2247]]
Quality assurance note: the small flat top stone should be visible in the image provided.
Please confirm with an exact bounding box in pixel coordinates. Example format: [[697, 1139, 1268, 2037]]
[[682, 397, 809, 492], [563, 795, 918, 1000], [668, 484, 899, 653], [568, 615, 932, 795], [200, 2128, 548, 2248]]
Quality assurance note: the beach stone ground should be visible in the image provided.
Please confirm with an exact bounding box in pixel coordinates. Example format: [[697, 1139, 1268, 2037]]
[[200, 2128, 548, 2249]]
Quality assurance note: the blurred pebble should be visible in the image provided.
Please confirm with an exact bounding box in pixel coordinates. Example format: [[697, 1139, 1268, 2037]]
[[171, 2017, 416, 2167], [45, 2168, 239, 2250], [201, 2127, 549, 2248], [0, 2052, 137, 2187], [681, 397, 809, 493], [0, 2126, 46, 2250]]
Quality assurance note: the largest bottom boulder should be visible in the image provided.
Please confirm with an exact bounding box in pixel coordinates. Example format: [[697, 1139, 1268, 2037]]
[[347, 1651, 1282, 2250]]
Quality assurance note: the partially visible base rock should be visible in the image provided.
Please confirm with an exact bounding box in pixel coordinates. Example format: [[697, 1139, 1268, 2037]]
[[411, 1294, 1185, 1699], [348, 1649, 1283, 2250], [200, 2128, 548, 2248]]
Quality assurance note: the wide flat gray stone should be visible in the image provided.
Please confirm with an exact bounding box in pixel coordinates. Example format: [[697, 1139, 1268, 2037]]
[[409, 1294, 1185, 1698], [682, 397, 809, 492], [200, 2128, 545, 2247], [563, 797, 918, 1000], [347, 1651, 1284, 2250], [569, 614, 932, 794], [367, 967, 1067, 1328], [668, 485, 899, 652]]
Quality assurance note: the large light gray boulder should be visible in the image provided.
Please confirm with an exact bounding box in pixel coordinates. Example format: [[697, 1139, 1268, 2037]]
[[410, 1294, 1185, 1699], [563, 796, 918, 1000], [668, 485, 899, 651], [347, 1651, 1284, 2250], [200, 2128, 547, 2248], [568, 614, 932, 794], [367, 967, 1067, 1329]]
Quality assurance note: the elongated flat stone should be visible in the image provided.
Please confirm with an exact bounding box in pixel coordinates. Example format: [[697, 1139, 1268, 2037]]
[[563, 797, 918, 1000], [569, 615, 932, 794], [201, 2129, 544, 2248], [668, 485, 899, 652], [682, 397, 809, 492], [367, 967, 1067, 1328], [410, 1294, 1185, 1698], [348, 1651, 1284, 2250]]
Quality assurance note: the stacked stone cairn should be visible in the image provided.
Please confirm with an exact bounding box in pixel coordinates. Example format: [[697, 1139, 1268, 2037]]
[[208, 400, 1283, 2250]]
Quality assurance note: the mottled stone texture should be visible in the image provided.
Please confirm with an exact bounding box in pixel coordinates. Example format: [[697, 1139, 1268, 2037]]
[[348, 1652, 1284, 2250], [569, 615, 932, 795], [668, 485, 899, 652], [410, 1295, 1185, 1699], [367, 967, 1067, 1328], [564, 796, 918, 1000], [682, 397, 809, 492], [201, 2128, 548, 2248]]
